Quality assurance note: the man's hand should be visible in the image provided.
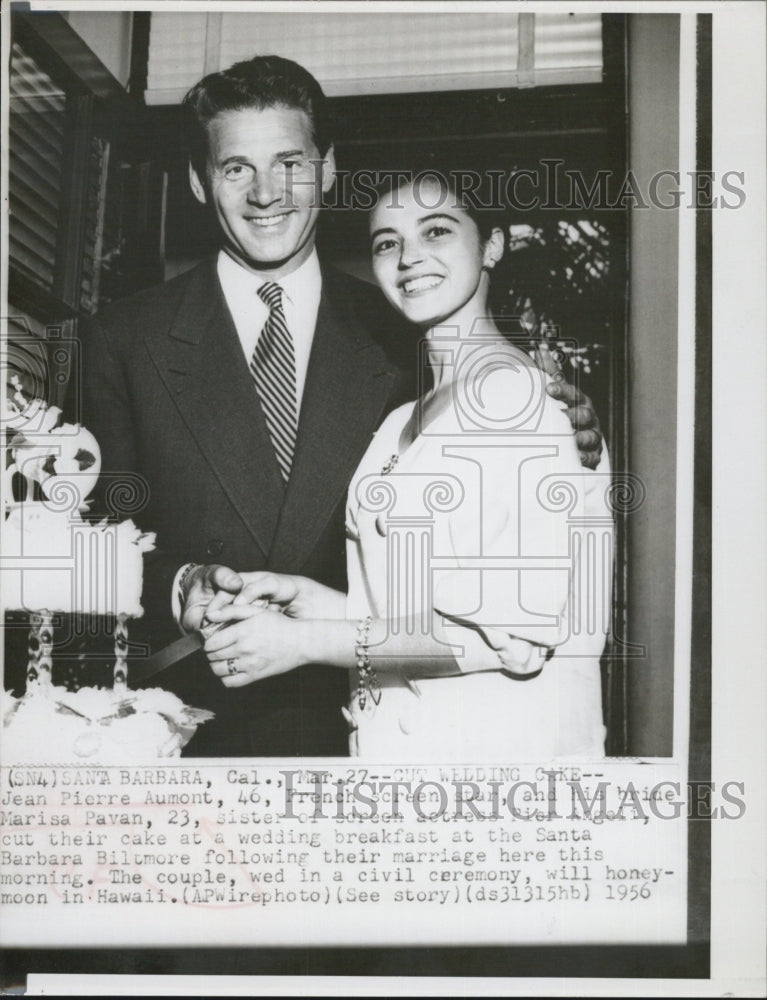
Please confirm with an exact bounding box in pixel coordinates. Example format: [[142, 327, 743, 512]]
[[180, 563, 243, 633], [546, 379, 603, 470], [205, 571, 346, 621], [535, 343, 603, 470]]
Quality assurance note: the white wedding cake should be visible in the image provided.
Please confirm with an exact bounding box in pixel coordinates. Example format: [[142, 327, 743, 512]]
[[2, 383, 212, 761], [0, 684, 209, 763], [3, 391, 153, 616]]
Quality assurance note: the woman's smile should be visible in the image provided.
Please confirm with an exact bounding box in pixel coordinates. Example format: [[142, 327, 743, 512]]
[[398, 274, 445, 295], [370, 178, 503, 328]]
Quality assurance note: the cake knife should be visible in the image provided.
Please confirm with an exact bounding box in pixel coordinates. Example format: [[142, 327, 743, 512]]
[[129, 621, 226, 683]]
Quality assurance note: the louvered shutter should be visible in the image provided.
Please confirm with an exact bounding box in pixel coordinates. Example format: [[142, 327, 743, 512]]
[[8, 44, 67, 293]]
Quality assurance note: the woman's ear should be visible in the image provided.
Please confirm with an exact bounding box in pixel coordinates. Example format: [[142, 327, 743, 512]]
[[482, 227, 506, 268]]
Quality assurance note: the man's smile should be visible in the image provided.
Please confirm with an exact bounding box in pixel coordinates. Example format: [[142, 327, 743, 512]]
[[245, 212, 294, 229]]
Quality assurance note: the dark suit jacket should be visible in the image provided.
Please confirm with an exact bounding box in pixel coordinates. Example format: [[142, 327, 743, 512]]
[[75, 258, 416, 756]]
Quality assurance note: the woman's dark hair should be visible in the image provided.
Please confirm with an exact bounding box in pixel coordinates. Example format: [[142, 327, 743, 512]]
[[183, 55, 331, 174], [370, 170, 517, 321], [371, 170, 504, 243]]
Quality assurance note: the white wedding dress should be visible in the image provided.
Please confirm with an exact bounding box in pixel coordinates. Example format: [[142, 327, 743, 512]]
[[345, 356, 611, 761]]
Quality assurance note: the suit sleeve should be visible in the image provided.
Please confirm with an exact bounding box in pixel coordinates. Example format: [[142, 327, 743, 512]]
[[73, 315, 137, 504], [70, 315, 182, 641]]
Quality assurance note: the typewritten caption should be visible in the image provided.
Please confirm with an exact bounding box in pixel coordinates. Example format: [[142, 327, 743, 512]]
[[0, 762, 692, 946]]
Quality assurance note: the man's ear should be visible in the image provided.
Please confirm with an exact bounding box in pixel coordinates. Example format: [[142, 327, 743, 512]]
[[482, 227, 506, 268], [189, 161, 207, 206], [321, 144, 337, 195]]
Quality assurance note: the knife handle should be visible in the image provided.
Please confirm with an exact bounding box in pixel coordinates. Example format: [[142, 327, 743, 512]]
[[199, 618, 228, 640]]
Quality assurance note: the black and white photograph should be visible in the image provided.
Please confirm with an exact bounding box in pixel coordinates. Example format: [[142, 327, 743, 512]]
[[0, 1, 764, 995]]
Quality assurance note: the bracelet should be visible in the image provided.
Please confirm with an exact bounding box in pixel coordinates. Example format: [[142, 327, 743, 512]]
[[178, 562, 201, 600], [355, 616, 380, 710]]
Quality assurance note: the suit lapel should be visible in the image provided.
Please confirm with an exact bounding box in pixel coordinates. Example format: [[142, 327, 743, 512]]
[[144, 261, 284, 558], [268, 269, 402, 572]]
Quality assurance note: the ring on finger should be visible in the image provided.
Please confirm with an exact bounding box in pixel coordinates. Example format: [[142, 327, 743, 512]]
[[227, 658, 237, 675]]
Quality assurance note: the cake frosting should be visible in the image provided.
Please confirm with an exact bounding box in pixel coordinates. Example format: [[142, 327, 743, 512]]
[[3, 506, 154, 616], [1, 684, 213, 763]]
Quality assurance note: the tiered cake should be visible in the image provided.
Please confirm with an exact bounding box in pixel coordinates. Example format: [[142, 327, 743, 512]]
[[2, 382, 212, 761]]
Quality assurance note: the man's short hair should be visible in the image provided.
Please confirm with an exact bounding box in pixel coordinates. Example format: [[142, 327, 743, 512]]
[[183, 54, 331, 172]]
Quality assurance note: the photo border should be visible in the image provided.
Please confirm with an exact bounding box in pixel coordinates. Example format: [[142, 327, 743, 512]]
[[3, 2, 762, 993]]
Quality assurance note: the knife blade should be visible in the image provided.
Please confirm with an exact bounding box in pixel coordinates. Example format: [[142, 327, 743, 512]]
[[129, 622, 225, 683]]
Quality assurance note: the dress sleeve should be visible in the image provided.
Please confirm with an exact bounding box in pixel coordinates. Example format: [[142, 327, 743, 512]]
[[431, 368, 592, 674]]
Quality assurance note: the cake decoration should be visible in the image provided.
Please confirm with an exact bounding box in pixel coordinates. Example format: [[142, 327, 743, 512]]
[[2, 380, 213, 760]]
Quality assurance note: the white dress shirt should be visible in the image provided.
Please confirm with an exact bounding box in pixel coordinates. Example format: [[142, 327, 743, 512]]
[[217, 247, 321, 414], [172, 249, 323, 623]]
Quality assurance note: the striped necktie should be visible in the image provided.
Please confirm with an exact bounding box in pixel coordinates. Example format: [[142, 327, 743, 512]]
[[251, 282, 297, 482]]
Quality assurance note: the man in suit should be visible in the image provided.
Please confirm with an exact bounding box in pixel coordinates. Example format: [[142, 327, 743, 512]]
[[77, 55, 601, 757]]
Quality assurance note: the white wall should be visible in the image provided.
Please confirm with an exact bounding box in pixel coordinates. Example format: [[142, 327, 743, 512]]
[[62, 10, 133, 87], [626, 14, 681, 756]]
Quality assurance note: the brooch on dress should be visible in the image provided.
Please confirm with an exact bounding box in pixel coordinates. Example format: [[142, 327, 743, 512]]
[[381, 454, 399, 475]]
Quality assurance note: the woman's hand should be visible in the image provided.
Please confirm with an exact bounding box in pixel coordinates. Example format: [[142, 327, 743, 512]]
[[205, 571, 346, 621], [486, 632, 550, 679], [203, 603, 311, 687]]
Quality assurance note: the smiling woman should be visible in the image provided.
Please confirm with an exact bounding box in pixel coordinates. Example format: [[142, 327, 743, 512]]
[[370, 175, 504, 329], [202, 173, 612, 761]]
